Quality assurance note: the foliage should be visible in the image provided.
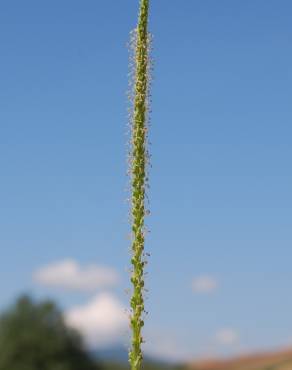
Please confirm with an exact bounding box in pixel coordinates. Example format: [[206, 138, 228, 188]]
[[0, 295, 102, 370], [128, 0, 151, 369]]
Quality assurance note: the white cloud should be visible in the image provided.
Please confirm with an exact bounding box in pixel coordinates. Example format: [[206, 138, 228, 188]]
[[192, 275, 218, 293], [34, 259, 119, 292], [215, 328, 239, 346], [65, 293, 128, 347]]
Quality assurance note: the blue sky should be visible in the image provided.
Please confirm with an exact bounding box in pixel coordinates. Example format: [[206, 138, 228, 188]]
[[0, 0, 292, 362]]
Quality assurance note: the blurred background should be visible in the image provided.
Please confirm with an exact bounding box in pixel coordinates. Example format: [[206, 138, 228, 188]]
[[0, 1, 292, 369]]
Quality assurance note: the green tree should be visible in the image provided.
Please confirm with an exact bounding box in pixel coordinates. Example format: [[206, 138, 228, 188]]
[[0, 295, 102, 370]]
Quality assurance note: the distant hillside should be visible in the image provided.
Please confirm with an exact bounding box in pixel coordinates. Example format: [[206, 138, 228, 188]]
[[91, 346, 129, 363], [188, 348, 292, 370], [91, 346, 185, 370], [93, 346, 292, 370]]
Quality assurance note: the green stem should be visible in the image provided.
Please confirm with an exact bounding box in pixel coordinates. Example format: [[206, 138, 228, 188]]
[[129, 1, 150, 369]]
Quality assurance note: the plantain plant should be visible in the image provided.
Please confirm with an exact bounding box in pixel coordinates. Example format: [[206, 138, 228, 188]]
[[128, 0, 151, 369]]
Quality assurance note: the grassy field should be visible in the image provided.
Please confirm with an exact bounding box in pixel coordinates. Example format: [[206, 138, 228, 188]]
[[102, 361, 185, 370], [188, 349, 292, 370]]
